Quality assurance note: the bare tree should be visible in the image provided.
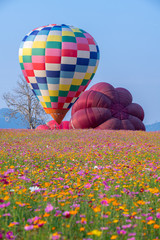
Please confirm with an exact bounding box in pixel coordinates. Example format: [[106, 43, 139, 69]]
[[3, 76, 51, 129]]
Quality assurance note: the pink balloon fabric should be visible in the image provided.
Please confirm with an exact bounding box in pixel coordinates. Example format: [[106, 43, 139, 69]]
[[69, 82, 145, 131], [36, 124, 50, 130], [36, 121, 69, 130]]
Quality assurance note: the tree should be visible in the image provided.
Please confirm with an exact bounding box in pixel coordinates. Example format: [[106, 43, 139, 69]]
[[3, 76, 51, 129]]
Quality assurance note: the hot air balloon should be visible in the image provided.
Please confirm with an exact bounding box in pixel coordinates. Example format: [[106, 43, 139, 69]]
[[69, 82, 145, 131], [36, 124, 50, 130], [47, 120, 69, 130], [47, 120, 60, 130], [19, 24, 99, 124], [36, 120, 69, 130]]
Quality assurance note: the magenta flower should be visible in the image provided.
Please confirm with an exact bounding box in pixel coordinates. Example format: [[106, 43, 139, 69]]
[[45, 203, 53, 213], [127, 238, 135, 240], [12, 222, 19, 225], [18, 176, 30, 182], [0, 232, 2, 239], [0, 202, 10, 208], [100, 200, 109, 206], [156, 213, 160, 219], [63, 211, 71, 218], [5, 231, 16, 239], [117, 230, 127, 235], [122, 224, 132, 229], [128, 233, 136, 236], [27, 216, 40, 224], [100, 227, 108, 230], [3, 213, 11, 216], [84, 183, 92, 188]]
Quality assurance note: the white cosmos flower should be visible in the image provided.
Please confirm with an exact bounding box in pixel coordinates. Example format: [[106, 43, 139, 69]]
[[94, 166, 99, 169], [29, 186, 40, 192]]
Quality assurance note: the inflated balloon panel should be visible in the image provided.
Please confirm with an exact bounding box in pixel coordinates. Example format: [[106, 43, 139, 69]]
[[69, 82, 145, 131]]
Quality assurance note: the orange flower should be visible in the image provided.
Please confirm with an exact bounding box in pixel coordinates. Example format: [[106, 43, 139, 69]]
[[80, 227, 85, 231], [147, 220, 155, 225], [111, 235, 117, 239], [154, 224, 160, 229]]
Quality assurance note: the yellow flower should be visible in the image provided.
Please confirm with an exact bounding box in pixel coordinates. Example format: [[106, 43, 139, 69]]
[[87, 230, 102, 236], [113, 219, 119, 223]]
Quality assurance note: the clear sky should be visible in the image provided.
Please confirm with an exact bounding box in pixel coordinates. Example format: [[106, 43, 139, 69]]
[[0, 0, 160, 124]]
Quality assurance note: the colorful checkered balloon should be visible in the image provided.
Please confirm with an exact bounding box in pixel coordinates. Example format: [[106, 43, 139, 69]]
[[19, 24, 100, 124]]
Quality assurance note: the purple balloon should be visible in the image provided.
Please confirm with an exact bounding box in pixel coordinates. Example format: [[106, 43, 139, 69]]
[[69, 82, 145, 131]]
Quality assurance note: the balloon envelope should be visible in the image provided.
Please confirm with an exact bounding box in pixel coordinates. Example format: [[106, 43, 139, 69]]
[[47, 120, 69, 130], [36, 124, 50, 130], [69, 82, 145, 131], [19, 24, 99, 124]]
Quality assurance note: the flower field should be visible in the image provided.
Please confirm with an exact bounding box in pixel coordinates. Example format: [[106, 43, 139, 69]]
[[0, 129, 160, 240]]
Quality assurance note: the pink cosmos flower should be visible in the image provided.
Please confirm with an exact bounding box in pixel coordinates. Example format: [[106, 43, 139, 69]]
[[122, 224, 132, 229], [24, 225, 34, 231], [156, 213, 160, 219], [27, 216, 40, 224], [45, 203, 53, 213], [102, 214, 108, 218], [3, 213, 11, 216], [100, 227, 108, 230], [11, 222, 19, 226], [128, 233, 136, 236], [84, 183, 92, 189], [63, 211, 71, 218]]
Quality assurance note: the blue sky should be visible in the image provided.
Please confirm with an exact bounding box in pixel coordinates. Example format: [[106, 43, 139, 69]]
[[0, 0, 160, 124]]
